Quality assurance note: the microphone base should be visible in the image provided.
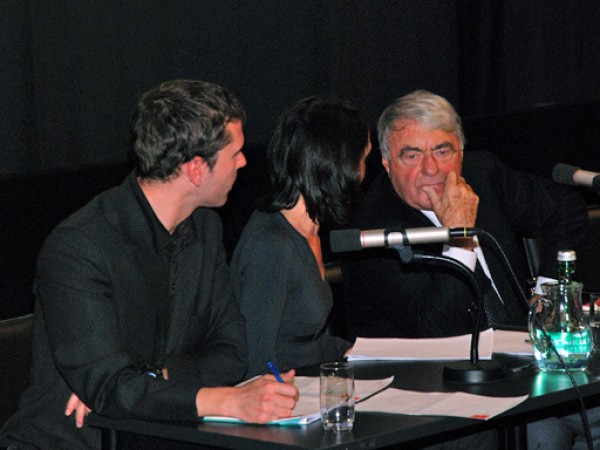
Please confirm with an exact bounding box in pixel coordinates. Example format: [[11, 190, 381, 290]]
[[443, 360, 506, 384]]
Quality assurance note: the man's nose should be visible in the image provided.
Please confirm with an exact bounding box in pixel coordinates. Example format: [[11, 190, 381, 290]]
[[421, 152, 439, 175]]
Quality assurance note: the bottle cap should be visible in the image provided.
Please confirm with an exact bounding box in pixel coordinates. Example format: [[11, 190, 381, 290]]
[[557, 250, 577, 262]]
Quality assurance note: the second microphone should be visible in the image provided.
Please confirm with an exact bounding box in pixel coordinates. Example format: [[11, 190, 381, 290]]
[[330, 227, 480, 253]]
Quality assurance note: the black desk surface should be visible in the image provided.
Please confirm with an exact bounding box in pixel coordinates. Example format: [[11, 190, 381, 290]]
[[88, 353, 600, 450]]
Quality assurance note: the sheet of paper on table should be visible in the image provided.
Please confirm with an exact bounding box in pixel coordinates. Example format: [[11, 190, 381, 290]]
[[348, 328, 494, 361], [357, 388, 529, 420], [492, 329, 533, 355], [348, 328, 533, 361]]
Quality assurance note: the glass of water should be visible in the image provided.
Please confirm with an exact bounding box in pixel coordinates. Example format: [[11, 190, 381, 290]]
[[320, 362, 354, 431], [586, 291, 600, 349]]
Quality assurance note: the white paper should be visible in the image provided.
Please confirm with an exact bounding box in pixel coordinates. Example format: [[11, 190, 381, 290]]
[[357, 387, 528, 420], [492, 329, 534, 355], [348, 328, 494, 361]]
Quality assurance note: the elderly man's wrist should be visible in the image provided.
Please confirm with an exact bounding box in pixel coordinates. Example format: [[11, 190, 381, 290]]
[[448, 237, 474, 251]]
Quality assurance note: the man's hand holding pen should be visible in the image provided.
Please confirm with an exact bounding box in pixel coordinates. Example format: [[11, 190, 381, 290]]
[[195, 368, 299, 424], [268, 361, 299, 402]]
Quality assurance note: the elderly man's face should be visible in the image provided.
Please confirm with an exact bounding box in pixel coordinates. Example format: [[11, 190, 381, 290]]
[[382, 120, 463, 211]]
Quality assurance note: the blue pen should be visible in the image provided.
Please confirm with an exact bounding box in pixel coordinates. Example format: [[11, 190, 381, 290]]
[[267, 361, 284, 382]]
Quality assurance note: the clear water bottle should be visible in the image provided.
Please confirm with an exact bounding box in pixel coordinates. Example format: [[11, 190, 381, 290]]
[[528, 250, 592, 371]]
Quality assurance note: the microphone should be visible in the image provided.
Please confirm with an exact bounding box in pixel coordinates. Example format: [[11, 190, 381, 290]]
[[330, 227, 479, 253], [552, 163, 600, 192], [331, 227, 506, 383]]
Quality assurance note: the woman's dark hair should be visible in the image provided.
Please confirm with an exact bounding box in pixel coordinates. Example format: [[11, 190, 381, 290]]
[[130, 79, 245, 180], [260, 96, 369, 225]]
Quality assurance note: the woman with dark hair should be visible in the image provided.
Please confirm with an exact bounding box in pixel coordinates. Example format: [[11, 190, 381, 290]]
[[230, 96, 371, 378]]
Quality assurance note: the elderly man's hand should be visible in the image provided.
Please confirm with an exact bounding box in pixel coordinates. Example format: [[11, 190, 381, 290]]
[[423, 171, 479, 228], [423, 171, 479, 250]]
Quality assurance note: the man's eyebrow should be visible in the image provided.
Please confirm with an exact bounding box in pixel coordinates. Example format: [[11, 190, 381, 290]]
[[399, 145, 422, 152], [396, 142, 455, 153], [433, 141, 454, 150]]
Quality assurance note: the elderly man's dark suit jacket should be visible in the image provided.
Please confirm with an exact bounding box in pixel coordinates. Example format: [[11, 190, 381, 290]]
[[343, 150, 588, 339], [0, 172, 247, 449]]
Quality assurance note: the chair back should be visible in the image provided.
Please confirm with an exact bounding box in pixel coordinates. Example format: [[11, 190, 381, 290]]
[[579, 205, 600, 292], [522, 205, 600, 293], [0, 314, 34, 426], [324, 261, 350, 340]]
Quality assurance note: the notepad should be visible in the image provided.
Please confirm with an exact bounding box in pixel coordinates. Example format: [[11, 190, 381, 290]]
[[202, 376, 395, 426]]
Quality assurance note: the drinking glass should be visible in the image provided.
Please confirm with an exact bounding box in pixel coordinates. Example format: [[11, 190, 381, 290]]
[[320, 362, 354, 431]]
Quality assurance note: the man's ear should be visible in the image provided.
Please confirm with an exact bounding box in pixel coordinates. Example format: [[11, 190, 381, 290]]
[[382, 157, 390, 175], [182, 156, 210, 187]]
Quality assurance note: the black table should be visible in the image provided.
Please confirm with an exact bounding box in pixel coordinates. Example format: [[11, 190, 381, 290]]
[[88, 353, 600, 450]]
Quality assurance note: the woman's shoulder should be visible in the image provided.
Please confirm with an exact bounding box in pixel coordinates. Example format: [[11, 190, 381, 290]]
[[234, 211, 297, 258]]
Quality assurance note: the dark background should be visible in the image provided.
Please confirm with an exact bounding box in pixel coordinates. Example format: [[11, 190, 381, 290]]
[[1, 1, 600, 319], [2, 0, 599, 176]]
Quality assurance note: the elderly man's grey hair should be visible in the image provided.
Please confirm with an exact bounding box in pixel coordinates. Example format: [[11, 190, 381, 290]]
[[377, 90, 465, 160]]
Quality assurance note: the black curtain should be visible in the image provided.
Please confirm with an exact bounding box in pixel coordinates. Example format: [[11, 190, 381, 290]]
[[457, 0, 600, 117], [1, 0, 458, 176], [2, 1, 599, 176], [457, 0, 506, 115]]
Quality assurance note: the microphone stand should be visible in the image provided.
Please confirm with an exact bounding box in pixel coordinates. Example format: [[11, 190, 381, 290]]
[[393, 245, 506, 383]]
